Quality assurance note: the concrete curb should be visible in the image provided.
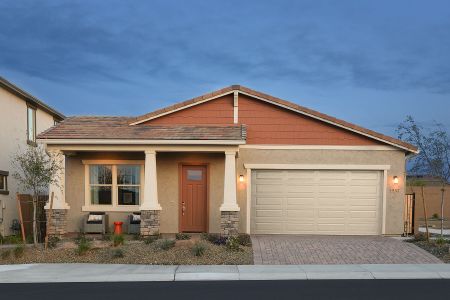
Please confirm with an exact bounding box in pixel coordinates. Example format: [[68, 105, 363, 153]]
[[1, 264, 450, 283]]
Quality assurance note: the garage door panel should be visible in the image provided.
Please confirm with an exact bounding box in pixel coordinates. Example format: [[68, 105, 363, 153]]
[[251, 169, 382, 235]]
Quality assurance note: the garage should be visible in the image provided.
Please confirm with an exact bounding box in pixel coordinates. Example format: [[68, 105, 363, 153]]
[[250, 169, 383, 235]]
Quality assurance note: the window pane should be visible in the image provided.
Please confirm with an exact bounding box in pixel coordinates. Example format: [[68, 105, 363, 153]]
[[117, 165, 140, 185], [90, 186, 112, 205], [0, 176, 4, 190], [187, 170, 202, 181], [118, 186, 140, 205], [89, 165, 112, 184], [27, 107, 35, 142]]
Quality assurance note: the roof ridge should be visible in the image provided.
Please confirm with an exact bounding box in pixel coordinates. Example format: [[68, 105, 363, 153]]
[[128, 85, 417, 153]]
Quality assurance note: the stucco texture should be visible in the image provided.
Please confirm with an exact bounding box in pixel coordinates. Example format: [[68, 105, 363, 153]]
[[0, 87, 56, 236], [63, 148, 406, 236]]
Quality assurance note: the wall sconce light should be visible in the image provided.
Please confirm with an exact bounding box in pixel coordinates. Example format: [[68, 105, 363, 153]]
[[393, 176, 399, 185], [239, 175, 244, 182]]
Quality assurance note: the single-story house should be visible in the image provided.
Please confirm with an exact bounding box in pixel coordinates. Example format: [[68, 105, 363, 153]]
[[37, 85, 417, 236]]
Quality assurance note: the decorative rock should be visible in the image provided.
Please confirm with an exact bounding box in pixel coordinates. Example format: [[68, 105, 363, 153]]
[[140, 210, 160, 236], [46, 209, 68, 237], [220, 211, 239, 236]]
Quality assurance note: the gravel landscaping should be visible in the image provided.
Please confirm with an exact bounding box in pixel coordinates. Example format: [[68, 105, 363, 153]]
[[408, 236, 450, 263], [0, 235, 253, 265]]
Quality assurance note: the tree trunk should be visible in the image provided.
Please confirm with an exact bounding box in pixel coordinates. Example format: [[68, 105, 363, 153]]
[[33, 194, 38, 246], [421, 186, 430, 242], [441, 184, 445, 237]]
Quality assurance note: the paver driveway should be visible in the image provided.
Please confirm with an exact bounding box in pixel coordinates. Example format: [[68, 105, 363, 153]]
[[251, 235, 442, 265]]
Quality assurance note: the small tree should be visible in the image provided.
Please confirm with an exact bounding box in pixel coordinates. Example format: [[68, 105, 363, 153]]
[[12, 145, 62, 246], [398, 116, 450, 237]]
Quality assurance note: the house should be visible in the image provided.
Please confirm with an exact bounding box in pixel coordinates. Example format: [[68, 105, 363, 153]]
[[406, 176, 450, 233], [37, 85, 417, 237], [0, 76, 65, 236]]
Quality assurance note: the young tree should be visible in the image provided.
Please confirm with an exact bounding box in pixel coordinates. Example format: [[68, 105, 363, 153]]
[[398, 116, 450, 237], [12, 145, 62, 245]]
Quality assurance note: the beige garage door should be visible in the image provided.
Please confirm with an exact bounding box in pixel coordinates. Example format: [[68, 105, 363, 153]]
[[251, 170, 382, 235]]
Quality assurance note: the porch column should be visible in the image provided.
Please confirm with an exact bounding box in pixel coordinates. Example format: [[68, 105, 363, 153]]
[[45, 149, 69, 237], [140, 149, 161, 236], [220, 151, 240, 236]]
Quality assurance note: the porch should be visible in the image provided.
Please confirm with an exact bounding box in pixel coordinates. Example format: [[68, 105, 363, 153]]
[[45, 145, 242, 237]]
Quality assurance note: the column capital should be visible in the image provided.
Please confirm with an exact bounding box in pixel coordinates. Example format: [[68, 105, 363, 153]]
[[145, 149, 156, 155], [224, 150, 237, 156]]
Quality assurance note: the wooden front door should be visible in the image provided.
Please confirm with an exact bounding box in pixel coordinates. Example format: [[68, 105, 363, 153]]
[[180, 165, 208, 232]]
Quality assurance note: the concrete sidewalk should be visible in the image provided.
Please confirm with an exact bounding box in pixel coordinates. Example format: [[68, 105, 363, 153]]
[[1, 264, 450, 282]]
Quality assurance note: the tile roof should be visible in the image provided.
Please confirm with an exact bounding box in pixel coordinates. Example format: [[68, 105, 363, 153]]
[[130, 85, 418, 153], [37, 116, 246, 140]]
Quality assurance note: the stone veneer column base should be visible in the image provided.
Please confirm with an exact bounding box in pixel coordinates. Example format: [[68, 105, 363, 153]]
[[220, 211, 239, 236], [140, 210, 160, 236], [45, 209, 68, 237]]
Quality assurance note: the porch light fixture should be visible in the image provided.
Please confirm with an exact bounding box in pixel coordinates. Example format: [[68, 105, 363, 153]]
[[239, 175, 244, 182], [393, 176, 399, 185]]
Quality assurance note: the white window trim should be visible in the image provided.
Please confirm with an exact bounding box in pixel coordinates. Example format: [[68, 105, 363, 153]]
[[82, 160, 144, 212], [0, 175, 7, 191], [27, 106, 36, 143]]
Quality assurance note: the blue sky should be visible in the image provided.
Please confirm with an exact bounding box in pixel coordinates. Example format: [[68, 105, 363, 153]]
[[1, 0, 449, 137]]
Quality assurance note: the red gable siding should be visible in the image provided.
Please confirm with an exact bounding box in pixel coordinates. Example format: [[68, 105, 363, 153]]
[[143, 93, 381, 146]]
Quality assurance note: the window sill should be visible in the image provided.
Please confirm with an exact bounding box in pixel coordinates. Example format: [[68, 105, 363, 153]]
[[0, 190, 9, 195], [82, 205, 140, 212]]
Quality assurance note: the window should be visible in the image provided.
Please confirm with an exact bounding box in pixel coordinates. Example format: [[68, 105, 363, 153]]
[[117, 165, 140, 205], [0, 171, 8, 195], [27, 106, 36, 143], [89, 165, 112, 205], [84, 162, 143, 211]]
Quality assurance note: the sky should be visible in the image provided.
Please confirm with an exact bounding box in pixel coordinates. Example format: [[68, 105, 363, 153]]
[[1, 0, 449, 138]]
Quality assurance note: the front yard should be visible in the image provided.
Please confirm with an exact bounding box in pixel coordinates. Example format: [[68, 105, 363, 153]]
[[409, 235, 450, 263], [0, 233, 253, 265]]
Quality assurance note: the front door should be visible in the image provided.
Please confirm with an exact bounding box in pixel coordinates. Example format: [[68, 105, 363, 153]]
[[180, 165, 208, 232]]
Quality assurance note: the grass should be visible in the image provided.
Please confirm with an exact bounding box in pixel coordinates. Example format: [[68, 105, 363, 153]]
[[75, 236, 91, 256], [191, 241, 207, 257], [13, 244, 25, 258], [111, 234, 125, 247], [154, 239, 176, 251]]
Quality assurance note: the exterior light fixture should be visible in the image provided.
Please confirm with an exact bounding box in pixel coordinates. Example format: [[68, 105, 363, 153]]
[[393, 176, 399, 185], [239, 175, 244, 182]]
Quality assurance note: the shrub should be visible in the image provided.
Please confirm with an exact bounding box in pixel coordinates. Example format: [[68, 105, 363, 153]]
[[3, 235, 22, 245], [432, 213, 440, 219], [202, 233, 227, 245], [154, 239, 176, 250], [192, 241, 207, 257], [75, 237, 91, 255], [102, 233, 112, 241], [1, 250, 11, 260], [413, 233, 427, 242], [225, 236, 241, 251], [237, 234, 252, 246], [435, 237, 447, 246], [112, 234, 125, 247], [144, 235, 159, 244], [0, 234, 3, 244], [13, 244, 25, 258], [111, 248, 125, 258], [176, 233, 191, 240], [47, 236, 60, 249]]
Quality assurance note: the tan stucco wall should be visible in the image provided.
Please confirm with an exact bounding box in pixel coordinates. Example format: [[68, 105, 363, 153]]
[[64, 152, 225, 234], [0, 87, 56, 236], [62, 147, 406, 236], [236, 149, 407, 235]]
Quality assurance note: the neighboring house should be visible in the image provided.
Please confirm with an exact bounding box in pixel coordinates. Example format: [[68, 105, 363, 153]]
[[406, 176, 450, 232], [37, 85, 417, 237], [0, 76, 65, 236]]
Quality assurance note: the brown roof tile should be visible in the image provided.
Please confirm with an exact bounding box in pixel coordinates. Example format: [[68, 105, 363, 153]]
[[38, 116, 246, 140]]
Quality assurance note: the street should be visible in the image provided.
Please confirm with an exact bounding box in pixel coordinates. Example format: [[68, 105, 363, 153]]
[[2, 280, 450, 300]]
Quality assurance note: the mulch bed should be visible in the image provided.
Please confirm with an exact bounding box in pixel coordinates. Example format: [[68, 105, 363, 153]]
[[409, 240, 450, 263], [0, 239, 253, 265]]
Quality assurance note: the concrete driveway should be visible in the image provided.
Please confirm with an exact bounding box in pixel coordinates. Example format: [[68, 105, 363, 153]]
[[251, 235, 442, 265]]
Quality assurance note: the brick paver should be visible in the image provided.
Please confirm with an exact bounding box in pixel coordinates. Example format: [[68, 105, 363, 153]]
[[251, 235, 443, 265]]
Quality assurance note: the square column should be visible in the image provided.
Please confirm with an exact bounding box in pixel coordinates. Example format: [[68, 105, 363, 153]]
[[220, 151, 240, 236], [45, 149, 69, 237], [140, 150, 162, 236]]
